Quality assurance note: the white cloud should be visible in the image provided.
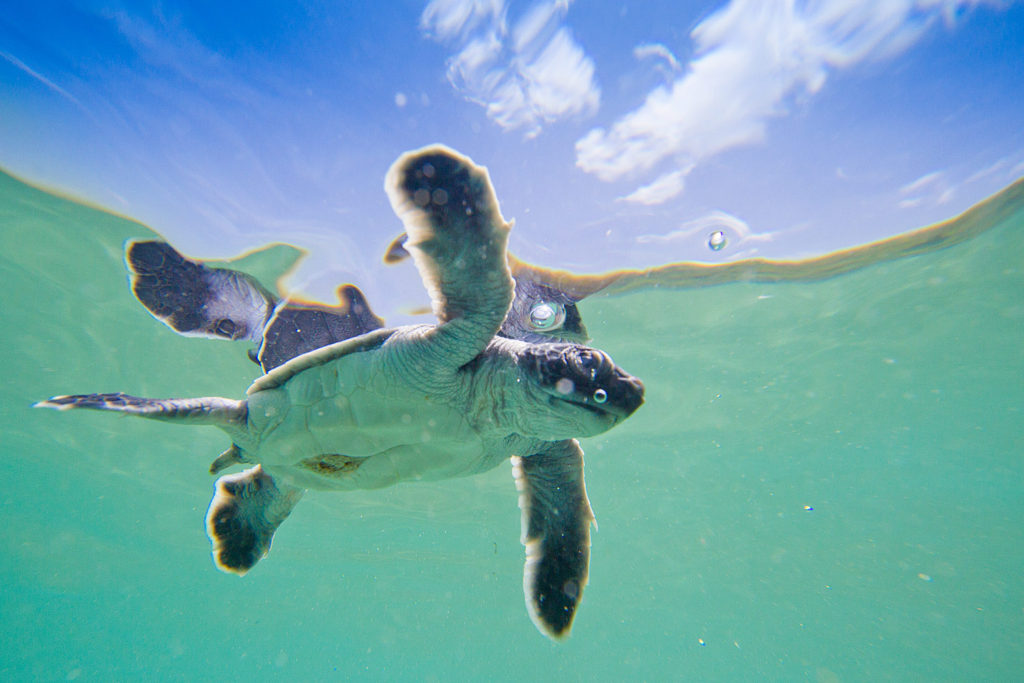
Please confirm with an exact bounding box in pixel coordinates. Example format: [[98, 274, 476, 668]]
[[633, 42, 682, 79], [0, 50, 81, 107], [576, 0, 1000, 200], [421, 0, 599, 137], [637, 209, 776, 247], [420, 0, 505, 41], [618, 168, 691, 205], [899, 170, 944, 195], [898, 168, 960, 208]]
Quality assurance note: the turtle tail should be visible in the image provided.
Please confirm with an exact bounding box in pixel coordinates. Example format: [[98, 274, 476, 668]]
[[35, 392, 247, 427]]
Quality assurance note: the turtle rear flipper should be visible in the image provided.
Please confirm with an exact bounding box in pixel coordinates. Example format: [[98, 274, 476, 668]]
[[126, 240, 274, 344], [206, 465, 304, 575], [513, 439, 595, 640]]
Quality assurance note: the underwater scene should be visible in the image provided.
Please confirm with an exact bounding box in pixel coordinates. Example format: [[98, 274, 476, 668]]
[[1, 164, 1021, 680]]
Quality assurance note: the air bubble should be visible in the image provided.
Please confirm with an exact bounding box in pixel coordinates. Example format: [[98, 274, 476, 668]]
[[528, 301, 565, 330], [593, 389, 608, 404], [708, 230, 727, 251]]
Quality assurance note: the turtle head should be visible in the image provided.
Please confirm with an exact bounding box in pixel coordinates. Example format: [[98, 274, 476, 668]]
[[515, 343, 644, 439]]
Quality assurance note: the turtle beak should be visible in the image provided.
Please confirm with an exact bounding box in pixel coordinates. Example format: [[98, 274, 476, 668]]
[[602, 371, 644, 418]]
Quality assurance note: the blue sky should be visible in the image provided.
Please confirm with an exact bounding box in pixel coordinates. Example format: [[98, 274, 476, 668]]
[[2, 0, 1022, 314]]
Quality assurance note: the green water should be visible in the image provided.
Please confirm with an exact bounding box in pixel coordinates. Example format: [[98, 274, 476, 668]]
[[1, 170, 1022, 680]]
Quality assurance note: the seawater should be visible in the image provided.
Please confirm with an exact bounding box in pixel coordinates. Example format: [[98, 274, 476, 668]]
[[1, 170, 1021, 680]]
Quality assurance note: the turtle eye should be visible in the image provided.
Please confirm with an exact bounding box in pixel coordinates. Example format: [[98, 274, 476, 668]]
[[528, 301, 566, 331], [213, 318, 237, 339]]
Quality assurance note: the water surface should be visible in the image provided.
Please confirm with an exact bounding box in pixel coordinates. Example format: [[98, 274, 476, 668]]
[[1, 170, 1022, 680]]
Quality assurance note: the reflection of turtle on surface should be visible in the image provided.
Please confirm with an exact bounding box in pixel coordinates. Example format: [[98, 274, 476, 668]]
[[126, 239, 388, 372], [38, 145, 645, 640], [125, 233, 589, 375]]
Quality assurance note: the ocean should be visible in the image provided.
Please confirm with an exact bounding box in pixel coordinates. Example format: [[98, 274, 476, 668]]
[[1, 168, 1021, 680]]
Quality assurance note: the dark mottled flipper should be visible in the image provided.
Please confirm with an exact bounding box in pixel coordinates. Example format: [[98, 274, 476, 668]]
[[257, 285, 385, 371], [513, 439, 595, 640], [127, 240, 275, 343], [35, 392, 246, 427], [385, 145, 514, 368], [206, 465, 304, 575]]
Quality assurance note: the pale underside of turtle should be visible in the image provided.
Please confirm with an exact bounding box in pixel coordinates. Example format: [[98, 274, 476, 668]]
[[38, 145, 645, 640]]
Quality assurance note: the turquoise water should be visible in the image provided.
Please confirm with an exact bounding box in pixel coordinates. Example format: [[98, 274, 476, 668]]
[[1, 169, 1022, 680]]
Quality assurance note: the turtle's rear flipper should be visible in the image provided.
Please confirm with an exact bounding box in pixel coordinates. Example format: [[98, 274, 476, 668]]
[[206, 465, 304, 575], [513, 439, 595, 640], [126, 240, 274, 344]]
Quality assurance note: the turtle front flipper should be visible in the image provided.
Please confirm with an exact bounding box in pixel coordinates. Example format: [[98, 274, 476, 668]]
[[382, 231, 590, 345], [512, 439, 595, 640], [385, 146, 514, 367], [206, 465, 304, 575], [127, 240, 275, 345]]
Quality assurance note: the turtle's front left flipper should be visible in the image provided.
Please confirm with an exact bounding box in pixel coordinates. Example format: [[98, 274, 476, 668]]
[[513, 439, 595, 640], [127, 240, 275, 344], [35, 392, 247, 426], [206, 465, 304, 575]]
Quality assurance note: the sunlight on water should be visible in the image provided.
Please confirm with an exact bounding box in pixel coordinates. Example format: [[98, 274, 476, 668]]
[[1, 169, 1022, 680]]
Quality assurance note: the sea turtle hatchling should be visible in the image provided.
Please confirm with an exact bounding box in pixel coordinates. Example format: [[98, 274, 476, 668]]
[[37, 145, 645, 639]]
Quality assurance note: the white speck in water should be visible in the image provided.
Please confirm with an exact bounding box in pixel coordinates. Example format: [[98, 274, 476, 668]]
[[708, 230, 727, 251], [394, 92, 407, 107], [918, 573, 933, 582], [555, 378, 574, 395]]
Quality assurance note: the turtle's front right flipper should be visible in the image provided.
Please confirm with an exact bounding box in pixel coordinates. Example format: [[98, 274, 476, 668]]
[[513, 439, 595, 640], [127, 240, 275, 344], [206, 465, 303, 575], [385, 146, 514, 367]]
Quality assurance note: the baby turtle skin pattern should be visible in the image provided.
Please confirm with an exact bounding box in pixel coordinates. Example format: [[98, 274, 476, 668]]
[[38, 145, 645, 640]]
